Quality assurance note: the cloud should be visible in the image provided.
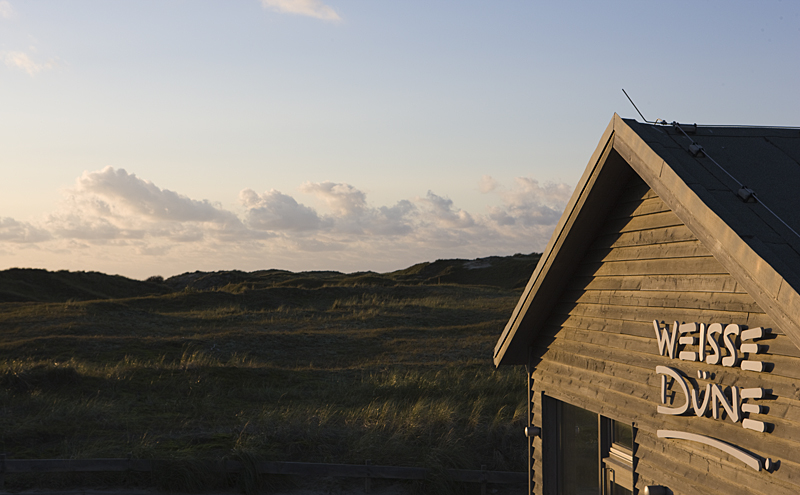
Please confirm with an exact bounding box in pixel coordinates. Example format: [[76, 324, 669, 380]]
[[47, 213, 135, 241], [373, 200, 416, 235], [300, 181, 366, 216], [0, 168, 573, 278], [0, 1, 13, 19], [419, 191, 475, 229], [2, 51, 54, 76], [240, 188, 326, 232], [479, 175, 498, 193], [75, 167, 235, 223], [487, 207, 516, 226], [240, 181, 416, 237], [482, 176, 571, 228], [300, 181, 417, 236], [0, 217, 51, 243], [43, 167, 248, 243], [260, 0, 341, 21]]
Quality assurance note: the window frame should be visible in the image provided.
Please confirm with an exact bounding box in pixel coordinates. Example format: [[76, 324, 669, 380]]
[[602, 418, 634, 494]]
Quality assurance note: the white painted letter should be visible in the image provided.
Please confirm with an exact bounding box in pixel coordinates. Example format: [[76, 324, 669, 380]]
[[710, 384, 740, 423], [706, 323, 722, 365], [741, 387, 764, 399], [656, 366, 690, 415], [741, 327, 764, 341], [654, 320, 679, 359], [678, 322, 699, 361], [722, 324, 742, 367], [691, 383, 712, 417], [698, 323, 708, 362]]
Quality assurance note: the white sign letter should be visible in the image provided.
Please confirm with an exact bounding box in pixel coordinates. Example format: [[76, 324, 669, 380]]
[[656, 366, 690, 415], [691, 383, 712, 417], [654, 320, 679, 359], [706, 323, 722, 365], [722, 324, 742, 367]]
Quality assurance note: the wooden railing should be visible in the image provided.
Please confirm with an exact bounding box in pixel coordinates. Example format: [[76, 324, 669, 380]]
[[0, 454, 526, 493]]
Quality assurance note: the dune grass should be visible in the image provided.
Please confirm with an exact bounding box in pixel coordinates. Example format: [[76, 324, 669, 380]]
[[0, 282, 526, 492]]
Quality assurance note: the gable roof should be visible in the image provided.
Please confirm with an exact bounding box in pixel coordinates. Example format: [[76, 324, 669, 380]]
[[494, 114, 800, 366]]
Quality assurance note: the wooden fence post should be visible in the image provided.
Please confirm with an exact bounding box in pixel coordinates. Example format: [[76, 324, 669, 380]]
[[480, 464, 487, 495], [1, 453, 6, 490], [364, 460, 371, 493]]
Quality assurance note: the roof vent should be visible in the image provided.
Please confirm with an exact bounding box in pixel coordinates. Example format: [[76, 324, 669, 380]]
[[738, 186, 756, 202], [688, 143, 705, 157]]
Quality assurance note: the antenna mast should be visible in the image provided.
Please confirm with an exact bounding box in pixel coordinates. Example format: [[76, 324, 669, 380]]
[[622, 89, 666, 124]]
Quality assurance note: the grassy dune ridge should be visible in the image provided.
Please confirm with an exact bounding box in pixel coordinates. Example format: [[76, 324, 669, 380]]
[[0, 254, 539, 491]]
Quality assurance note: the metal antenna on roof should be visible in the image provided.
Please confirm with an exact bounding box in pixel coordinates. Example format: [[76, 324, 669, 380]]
[[622, 89, 666, 125]]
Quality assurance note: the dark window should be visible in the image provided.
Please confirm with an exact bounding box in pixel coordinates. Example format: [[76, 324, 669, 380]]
[[543, 396, 635, 495], [556, 401, 599, 495], [612, 420, 633, 451]]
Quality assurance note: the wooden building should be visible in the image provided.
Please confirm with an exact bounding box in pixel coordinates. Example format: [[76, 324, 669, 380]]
[[493, 114, 800, 495]]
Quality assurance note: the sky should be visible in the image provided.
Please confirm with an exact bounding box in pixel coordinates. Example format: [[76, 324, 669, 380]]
[[1, 0, 798, 279]]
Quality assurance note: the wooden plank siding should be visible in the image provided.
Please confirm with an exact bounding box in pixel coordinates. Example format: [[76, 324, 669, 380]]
[[529, 175, 800, 495]]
